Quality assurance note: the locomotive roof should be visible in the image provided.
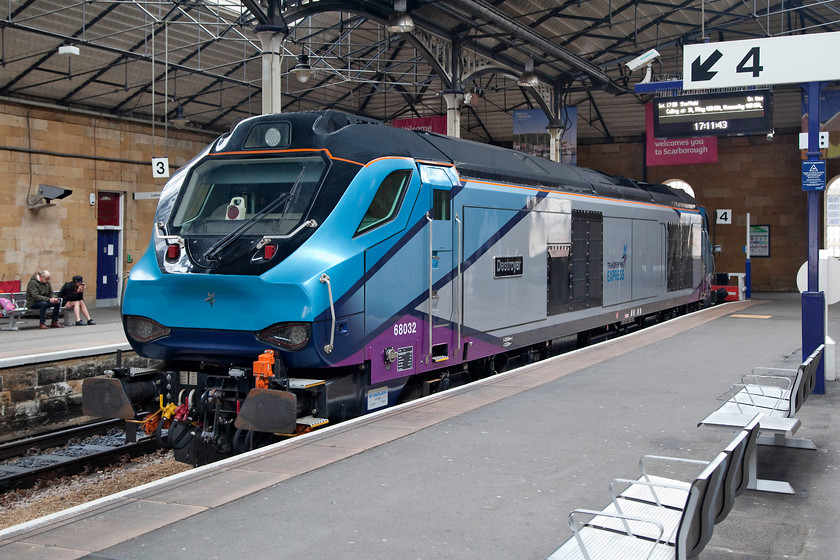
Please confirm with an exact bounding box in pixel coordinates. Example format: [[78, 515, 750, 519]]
[[220, 111, 698, 210]]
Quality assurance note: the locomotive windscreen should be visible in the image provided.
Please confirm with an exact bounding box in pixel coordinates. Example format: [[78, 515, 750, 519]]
[[169, 156, 326, 237]]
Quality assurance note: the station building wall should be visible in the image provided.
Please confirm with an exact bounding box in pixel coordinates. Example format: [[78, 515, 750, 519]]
[[579, 134, 836, 292], [0, 100, 215, 305]]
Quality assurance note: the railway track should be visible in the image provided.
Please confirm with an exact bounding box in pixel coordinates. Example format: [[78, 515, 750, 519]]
[[0, 419, 158, 492], [0, 419, 124, 461]]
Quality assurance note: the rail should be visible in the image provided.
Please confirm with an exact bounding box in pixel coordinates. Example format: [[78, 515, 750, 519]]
[[0, 421, 156, 492], [257, 219, 318, 245], [0, 419, 123, 461]]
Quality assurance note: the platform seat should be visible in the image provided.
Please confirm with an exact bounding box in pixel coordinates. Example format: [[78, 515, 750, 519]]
[[698, 345, 824, 494], [720, 344, 822, 418], [701, 344, 824, 450], [0, 290, 67, 330], [615, 415, 759, 528], [546, 453, 727, 560], [0, 292, 28, 331]]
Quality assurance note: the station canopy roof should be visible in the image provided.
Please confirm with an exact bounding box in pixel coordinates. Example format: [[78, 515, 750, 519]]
[[1, 1, 838, 144]]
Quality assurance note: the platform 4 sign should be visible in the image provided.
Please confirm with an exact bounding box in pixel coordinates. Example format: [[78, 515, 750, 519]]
[[683, 32, 840, 90]]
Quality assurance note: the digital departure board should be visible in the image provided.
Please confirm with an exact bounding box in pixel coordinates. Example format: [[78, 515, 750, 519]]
[[653, 90, 773, 138]]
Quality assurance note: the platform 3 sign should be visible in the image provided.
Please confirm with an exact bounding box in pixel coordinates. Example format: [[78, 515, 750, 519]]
[[683, 32, 840, 90], [151, 157, 170, 178]]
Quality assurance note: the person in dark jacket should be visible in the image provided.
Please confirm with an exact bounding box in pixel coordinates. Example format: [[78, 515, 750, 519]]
[[25, 270, 63, 329], [59, 275, 95, 326]]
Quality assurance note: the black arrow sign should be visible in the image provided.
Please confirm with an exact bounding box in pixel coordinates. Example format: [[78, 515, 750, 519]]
[[691, 49, 723, 82]]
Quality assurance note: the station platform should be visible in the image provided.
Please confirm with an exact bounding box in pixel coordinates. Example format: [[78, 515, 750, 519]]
[[0, 306, 127, 368], [1, 294, 839, 560]]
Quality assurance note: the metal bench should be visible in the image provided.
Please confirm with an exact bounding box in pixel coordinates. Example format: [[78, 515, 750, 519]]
[[698, 345, 825, 494], [0, 290, 66, 330], [616, 415, 759, 527], [718, 344, 822, 420], [583, 420, 756, 547], [546, 452, 727, 560], [0, 292, 28, 331]]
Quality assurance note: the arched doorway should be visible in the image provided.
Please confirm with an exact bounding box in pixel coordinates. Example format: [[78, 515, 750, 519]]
[[662, 178, 695, 198], [825, 175, 840, 257]]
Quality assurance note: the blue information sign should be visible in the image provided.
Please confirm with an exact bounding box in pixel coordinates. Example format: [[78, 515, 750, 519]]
[[802, 160, 826, 191]]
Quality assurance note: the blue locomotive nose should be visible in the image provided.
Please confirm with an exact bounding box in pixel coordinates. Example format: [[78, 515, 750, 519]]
[[122, 254, 316, 364], [125, 270, 312, 331]]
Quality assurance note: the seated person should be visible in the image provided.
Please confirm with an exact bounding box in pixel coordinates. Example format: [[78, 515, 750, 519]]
[[26, 270, 63, 329], [59, 275, 95, 326]]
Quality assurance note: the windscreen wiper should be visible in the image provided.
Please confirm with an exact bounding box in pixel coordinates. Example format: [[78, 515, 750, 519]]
[[278, 168, 303, 226], [203, 168, 305, 261]]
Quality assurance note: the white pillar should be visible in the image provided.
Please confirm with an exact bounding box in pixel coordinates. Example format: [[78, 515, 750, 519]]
[[443, 93, 462, 138], [258, 30, 283, 115], [819, 250, 837, 381], [548, 126, 564, 162]]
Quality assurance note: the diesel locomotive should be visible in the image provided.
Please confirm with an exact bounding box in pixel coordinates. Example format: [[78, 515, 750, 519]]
[[83, 110, 716, 465]]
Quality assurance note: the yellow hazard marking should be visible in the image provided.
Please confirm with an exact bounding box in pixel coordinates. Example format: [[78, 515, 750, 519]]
[[730, 314, 772, 319]]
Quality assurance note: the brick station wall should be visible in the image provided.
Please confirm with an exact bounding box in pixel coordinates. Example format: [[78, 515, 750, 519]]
[[579, 133, 838, 291], [0, 353, 156, 441]]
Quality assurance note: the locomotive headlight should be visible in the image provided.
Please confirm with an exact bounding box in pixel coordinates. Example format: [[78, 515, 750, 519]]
[[126, 316, 171, 343], [264, 127, 283, 147], [256, 322, 311, 351]]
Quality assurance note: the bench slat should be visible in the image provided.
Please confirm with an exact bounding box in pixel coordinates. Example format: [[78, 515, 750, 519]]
[[699, 410, 799, 435], [547, 526, 675, 560]]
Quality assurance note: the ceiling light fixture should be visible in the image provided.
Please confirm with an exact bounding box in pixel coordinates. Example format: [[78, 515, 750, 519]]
[[58, 45, 79, 56], [464, 88, 482, 106], [171, 105, 189, 129], [386, 0, 415, 33], [292, 54, 313, 84], [517, 58, 539, 87]]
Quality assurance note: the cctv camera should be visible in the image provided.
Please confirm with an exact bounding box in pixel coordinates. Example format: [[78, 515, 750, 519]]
[[766, 130, 775, 141], [27, 184, 72, 208], [626, 49, 660, 72], [37, 184, 72, 201]]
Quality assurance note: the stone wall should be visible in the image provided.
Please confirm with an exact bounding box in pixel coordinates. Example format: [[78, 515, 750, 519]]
[[0, 353, 156, 441]]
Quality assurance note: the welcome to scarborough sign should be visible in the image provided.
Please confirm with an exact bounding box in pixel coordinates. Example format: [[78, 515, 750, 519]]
[[645, 103, 718, 166]]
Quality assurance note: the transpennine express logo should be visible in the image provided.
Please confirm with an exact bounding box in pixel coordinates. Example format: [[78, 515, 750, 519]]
[[606, 244, 627, 282]]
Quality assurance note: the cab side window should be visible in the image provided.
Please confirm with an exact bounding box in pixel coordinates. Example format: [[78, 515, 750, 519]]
[[431, 189, 450, 221], [355, 170, 412, 236]]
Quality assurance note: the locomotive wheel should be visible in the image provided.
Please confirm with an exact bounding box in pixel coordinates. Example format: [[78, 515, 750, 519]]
[[232, 428, 274, 454], [577, 331, 592, 348], [155, 418, 195, 450], [491, 353, 509, 374], [539, 341, 552, 360]]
